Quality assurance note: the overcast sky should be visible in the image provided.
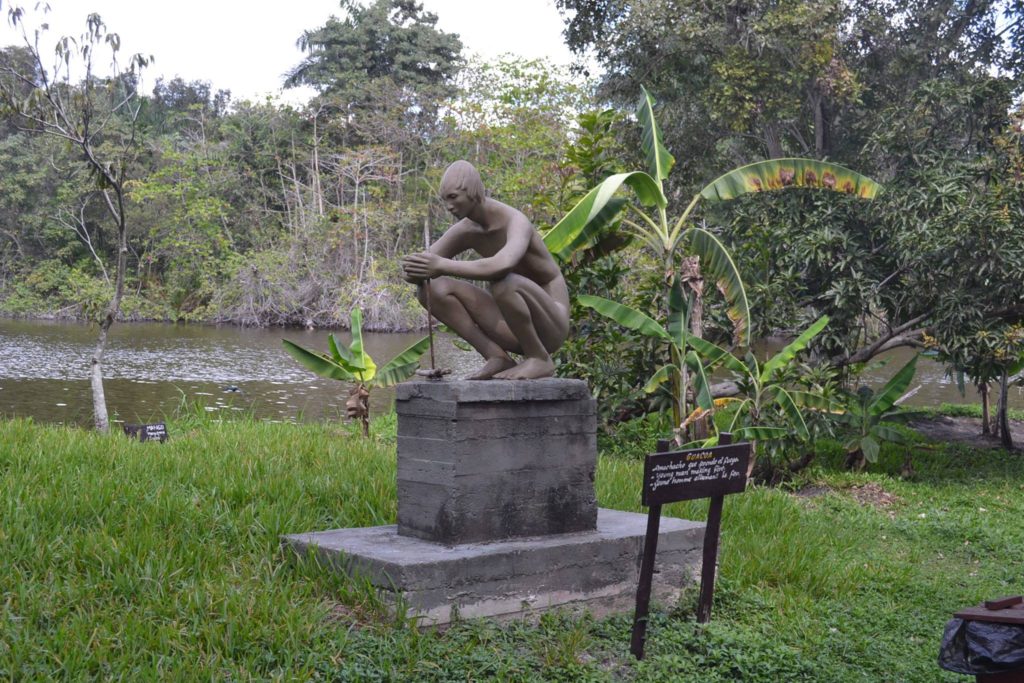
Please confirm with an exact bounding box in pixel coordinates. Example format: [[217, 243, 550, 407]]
[[0, 0, 584, 104]]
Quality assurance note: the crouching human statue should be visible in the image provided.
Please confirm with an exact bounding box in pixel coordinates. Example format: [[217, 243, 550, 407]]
[[401, 161, 570, 380]]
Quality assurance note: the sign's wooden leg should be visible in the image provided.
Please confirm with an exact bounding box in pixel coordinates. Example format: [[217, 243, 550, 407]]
[[631, 503, 663, 660], [697, 494, 724, 623], [697, 431, 730, 624]]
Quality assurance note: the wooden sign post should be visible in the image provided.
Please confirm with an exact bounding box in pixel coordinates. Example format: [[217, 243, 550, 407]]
[[630, 432, 750, 660]]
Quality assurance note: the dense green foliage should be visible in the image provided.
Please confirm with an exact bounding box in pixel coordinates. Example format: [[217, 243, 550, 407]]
[[550, 0, 1024, 430], [1, 1, 1022, 435], [1, 412, 1019, 680], [0, 4, 584, 333]]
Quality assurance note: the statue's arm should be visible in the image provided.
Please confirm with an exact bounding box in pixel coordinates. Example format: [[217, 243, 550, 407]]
[[401, 222, 469, 282], [428, 222, 470, 258], [436, 219, 531, 281]]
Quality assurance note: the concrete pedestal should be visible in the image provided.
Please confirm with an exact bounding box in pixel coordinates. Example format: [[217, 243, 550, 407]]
[[396, 378, 597, 544], [282, 379, 704, 625]]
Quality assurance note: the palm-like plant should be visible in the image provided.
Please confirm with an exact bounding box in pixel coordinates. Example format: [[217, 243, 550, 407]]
[[837, 355, 921, 471], [577, 279, 718, 423], [546, 86, 882, 430], [686, 317, 832, 476], [283, 309, 429, 436]]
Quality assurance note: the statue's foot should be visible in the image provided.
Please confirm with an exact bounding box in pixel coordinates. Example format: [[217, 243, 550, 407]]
[[467, 356, 516, 380], [493, 357, 555, 380]]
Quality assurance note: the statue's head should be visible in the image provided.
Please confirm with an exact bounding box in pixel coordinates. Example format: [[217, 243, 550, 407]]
[[440, 160, 485, 205]]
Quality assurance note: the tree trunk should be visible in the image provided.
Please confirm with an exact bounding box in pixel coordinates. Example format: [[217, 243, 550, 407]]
[[762, 121, 784, 159], [90, 325, 110, 433], [812, 92, 828, 158], [311, 112, 324, 218], [979, 382, 991, 435], [997, 370, 1013, 450], [91, 190, 129, 433], [845, 449, 866, 471], [680, 256, 708, 441]]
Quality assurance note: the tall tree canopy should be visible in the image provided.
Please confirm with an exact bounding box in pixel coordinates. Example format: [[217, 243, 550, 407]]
[[284, 0, 463, 103], [556, 0, 1022, 184]]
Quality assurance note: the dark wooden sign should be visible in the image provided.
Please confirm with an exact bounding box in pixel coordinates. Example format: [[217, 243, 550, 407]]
[[122, 422, 169, 443], [631, 433, 751, 660], [642, 443, 749, 506]]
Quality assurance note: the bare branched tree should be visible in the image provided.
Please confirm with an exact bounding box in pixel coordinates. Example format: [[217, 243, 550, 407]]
[[0, 6, 150, 431]]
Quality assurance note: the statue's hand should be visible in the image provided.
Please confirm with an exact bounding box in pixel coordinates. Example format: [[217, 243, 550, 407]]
[[401, 252, 442, 280], [400, 254, 424, 283]]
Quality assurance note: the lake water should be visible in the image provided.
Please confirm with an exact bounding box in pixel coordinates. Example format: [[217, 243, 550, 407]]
[[0, 318, 1017, 426], [0, 318, 479, 425]]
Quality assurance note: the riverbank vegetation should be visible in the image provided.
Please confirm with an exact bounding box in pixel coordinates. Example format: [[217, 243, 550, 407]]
[[1, 0, 1022, 436], [0, 411, 1019, 680]]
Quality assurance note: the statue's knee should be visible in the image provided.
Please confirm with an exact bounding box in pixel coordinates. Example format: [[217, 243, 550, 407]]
[[490, 275, 518, 301], [419, 278, 452, 305]]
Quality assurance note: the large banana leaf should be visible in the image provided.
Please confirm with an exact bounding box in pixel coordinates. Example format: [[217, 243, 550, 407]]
[[788, 390, 840, 413], [375, 361, 417, 388], [577, 295, 670, 340], [546, 197, 628, 261], [858, 435, 881, 463], [328, 334, 355, 367], [868, 355, 918, 416], [282, 339, 357, 382], [760, 316, 829, 382], [375, 336, 431, 387], [699, 159, 883, 201], [637, 86, 675, 184], [744, 351, 761, 384], [732, 426, 789, 441], [687, 227, 751, 346], [685, 350, 714, 410], [544, 172, 666, 260], [667, 278, 690, 350], [347, 309, 376, 378], [773, 387, 809, 440], [687, 334, 749, 376], [871, 424, 908, 444], [643, 364, 678, 394]]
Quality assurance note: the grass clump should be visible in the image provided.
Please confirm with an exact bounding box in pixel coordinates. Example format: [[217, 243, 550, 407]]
[[2, 413, 1020, 680]]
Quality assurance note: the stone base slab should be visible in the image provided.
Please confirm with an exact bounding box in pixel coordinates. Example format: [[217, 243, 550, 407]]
[[283, 508, 704, 626]]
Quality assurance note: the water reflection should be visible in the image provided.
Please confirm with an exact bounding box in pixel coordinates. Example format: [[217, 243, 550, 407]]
[[0, 319, 478, 425], [1, 318, 1019, 426]]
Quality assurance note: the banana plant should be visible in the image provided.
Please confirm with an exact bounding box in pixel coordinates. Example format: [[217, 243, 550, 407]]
[[544, 85, 881, 427], [836, 355, 922, 471], [578, 278, 717, 426], [545, 87, 751, 348], [685, 316, 833, 476], [282, 309, 429, 437]]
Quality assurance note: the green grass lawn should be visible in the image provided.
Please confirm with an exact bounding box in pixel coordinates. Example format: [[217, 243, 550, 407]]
[[1, 411, 1020, 680]]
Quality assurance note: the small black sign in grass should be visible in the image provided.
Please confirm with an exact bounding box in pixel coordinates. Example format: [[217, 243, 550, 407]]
[[123, 422, 169, 443]]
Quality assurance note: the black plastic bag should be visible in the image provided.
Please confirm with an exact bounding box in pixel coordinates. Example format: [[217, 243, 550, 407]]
[[939, 618, 1024, 675]]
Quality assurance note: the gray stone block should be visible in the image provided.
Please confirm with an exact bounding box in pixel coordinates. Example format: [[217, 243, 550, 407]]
[[283, 508, 705, 626], [396, 379, 599, 544], [397, 399, 595, 422], [396, 378, 592, 403], [396, 434, 594, 477], [397, 472, 597, 543]]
